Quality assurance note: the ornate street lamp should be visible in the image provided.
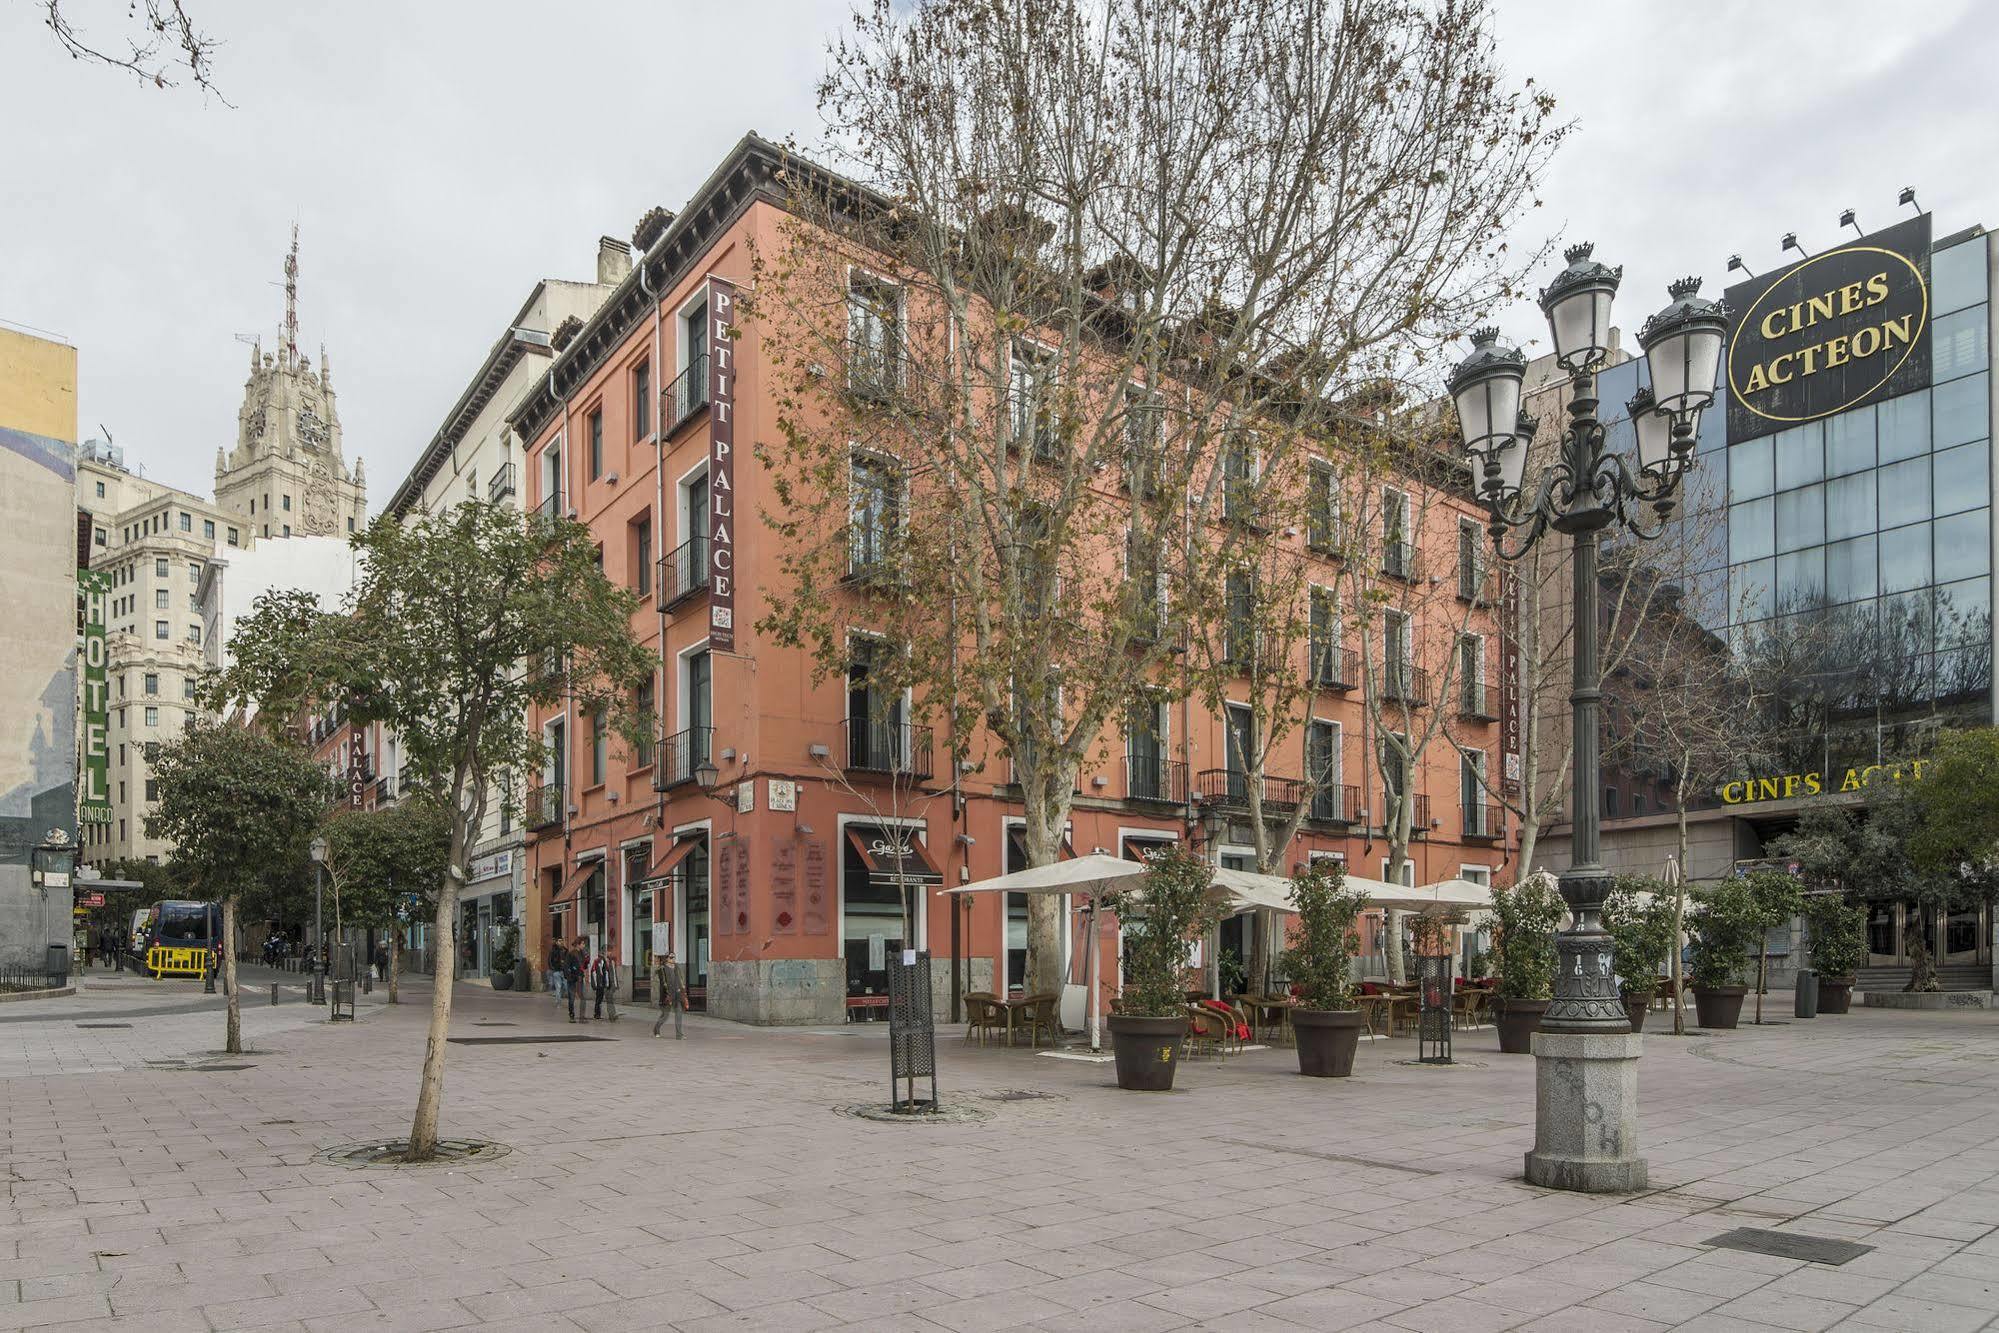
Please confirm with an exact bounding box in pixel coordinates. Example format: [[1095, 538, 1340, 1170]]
[[1447, 244, 1726, 1194]]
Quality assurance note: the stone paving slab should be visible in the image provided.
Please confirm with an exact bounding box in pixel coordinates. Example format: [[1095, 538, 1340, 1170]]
[[5, 982, 1999, 1329]]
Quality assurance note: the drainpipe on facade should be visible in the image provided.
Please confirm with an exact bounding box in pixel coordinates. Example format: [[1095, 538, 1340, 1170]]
[[641, 252, 668, 840]]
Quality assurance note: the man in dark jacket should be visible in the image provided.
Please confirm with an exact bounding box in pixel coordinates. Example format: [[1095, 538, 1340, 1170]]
[[652, 953, 688, 1039], [562, 941, 586, 1022]]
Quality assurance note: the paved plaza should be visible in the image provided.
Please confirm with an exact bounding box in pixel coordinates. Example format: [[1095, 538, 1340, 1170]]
[[4, 973, 1999, 1331]]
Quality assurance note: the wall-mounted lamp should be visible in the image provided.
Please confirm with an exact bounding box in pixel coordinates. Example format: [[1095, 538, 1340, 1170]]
[[807, 743, 831, 760], [795, 823, 814, 836], [955, 833, 976, 846], [1090, 775, 1108, 789], [719, 747, 736, 762]]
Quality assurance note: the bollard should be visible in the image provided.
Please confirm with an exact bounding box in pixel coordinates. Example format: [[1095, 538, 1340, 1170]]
[[271, 982, 279, 1006]]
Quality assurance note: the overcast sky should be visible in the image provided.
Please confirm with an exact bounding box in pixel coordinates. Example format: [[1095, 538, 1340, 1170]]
[[2, 1, 1994, 508]]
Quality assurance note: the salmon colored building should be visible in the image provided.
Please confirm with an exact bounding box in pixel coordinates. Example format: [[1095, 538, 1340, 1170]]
[[507, 135, 1510, 1025]]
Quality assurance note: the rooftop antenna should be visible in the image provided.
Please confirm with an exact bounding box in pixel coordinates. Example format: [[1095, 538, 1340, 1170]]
[[1726, 254, 1753, 280], [1839, 208, 1863, 239], [283, 223, 300, 371], [1899, 186, 1920, 214]]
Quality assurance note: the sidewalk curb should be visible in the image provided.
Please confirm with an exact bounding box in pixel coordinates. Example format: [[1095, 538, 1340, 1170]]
[[0, 986, 75, 1004]]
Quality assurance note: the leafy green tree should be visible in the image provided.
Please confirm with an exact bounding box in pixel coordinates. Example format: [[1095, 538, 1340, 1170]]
[[323, 800, 449, 1005], [1603, 877, 1675, 1000], [209, 501, 656, 1160], [144, 722, 331, 1053], [1802, 893, 1866, 980], [1491, 872, 1564, 1001], [1907, 727, 1999, 906], [1102, 849, 1225, 1018], [1281, 862, 1369, 1012]]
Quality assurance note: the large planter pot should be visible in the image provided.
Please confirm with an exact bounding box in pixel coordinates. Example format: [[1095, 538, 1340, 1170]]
[[1817, 976, 1854, 1015], [1622, 987, 1655, 1033], [1496, 997, 1549, 1054], [490, 970, 515, 992], [1693, 985, 1747, 1030], [1291, 1008, 1364, 1078], [1108, 1014, 1188, 1091]]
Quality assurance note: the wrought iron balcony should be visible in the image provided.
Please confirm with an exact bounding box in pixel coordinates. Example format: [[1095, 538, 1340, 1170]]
[[663, 536, 710, 607], [1308, 782, 1360, 826], [1459, 685, 1497, 721], [526, 783, 564, 832], [372, 775, 396, 805], [1457, 562, 1494, 604], [1463, 801, 1504, 842], [1124, 755, 1187, 805], [1379, 661, 1430, 704], [1310, 644, 1358, 691], [1377, 792, 1431, 835], [487, 461, 516, 504], [847, 345, 902, 403], [1382, 540, 1418, 581], [654, 726, 715, 791], [1196, 769, 1303, 813], [532, 492, 563, 525], [843, 719, 935, 780], [667, 352, 709, 433]]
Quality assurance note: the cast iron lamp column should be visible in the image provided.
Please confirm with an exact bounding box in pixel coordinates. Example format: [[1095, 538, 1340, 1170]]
[[1447, 244, 1727, 1193]]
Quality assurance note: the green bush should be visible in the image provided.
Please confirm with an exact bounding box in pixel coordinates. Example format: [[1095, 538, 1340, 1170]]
[[1280, 861, 1370, 1011], [1491, 873, 1564, 1001], [1687, 870, 1799, 988], [491, 923, 519, 976], [1604, 876, 1676, 994], [1103, 847, 1225, 1018], [1804, 894, 1866, 978]]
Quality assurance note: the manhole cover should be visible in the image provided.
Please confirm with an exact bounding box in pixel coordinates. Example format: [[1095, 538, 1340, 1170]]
[[446, 1034, 612, 1045], [188, 1064, 254, 1072], [834, 1102, 994, 1124], [76, 1023, 132, 1029], [1704, 1227, 1873, 1266], [315, 1138, 512, 1169]]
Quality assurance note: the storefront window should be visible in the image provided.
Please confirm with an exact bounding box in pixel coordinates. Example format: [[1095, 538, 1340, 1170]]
[[682, 839, 709, 989]]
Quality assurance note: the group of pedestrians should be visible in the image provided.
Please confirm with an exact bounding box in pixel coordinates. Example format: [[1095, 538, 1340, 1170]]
[[543, 936, 689, 1038]]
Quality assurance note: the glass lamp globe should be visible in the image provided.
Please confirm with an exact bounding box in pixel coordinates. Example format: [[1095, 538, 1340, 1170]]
[[1539, 243, 1622, 373]]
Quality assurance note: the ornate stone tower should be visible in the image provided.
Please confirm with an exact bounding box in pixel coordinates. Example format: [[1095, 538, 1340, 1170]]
[[213, 229, 367, 538]]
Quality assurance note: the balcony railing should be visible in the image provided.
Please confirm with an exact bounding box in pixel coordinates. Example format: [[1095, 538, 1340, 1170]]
[[526, 783, 564, 832], [372, 775, 396, 805], [1310, 645, 1358, 691], [1379, 662, 1430, 704], [1463, 801, 1505, 842], [532, 492, 563, 525], [663, 536, 710, 607], [1379, 792, 1431, 835], [1382, 540, 1417, 581], [847, 344, 902, 402], [1457, 563, 1493, 603], [667, 352, 710, 433], [654, 725, 715, 791], [1459, 685, 1497, 720], [487, 461, 516, 503], [1196, 769, 1303, 813], [843, 719, 935, 780], [1308, 782, 1360, 826], [1125, 754, 1187, 805]]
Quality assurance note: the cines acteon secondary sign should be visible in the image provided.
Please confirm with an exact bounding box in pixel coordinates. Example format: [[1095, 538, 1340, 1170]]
[[1718, 757, 1928, 806], [1723, 213, 1931, 444]]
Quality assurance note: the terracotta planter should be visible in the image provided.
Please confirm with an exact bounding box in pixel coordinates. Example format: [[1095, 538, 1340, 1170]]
[[1693, 985, 1747, 1030], [1291, 1008, 1364, 1078], [1108, 1014, 1188, 1091], [1622, 986, 1654, 1033], [1817, 976, 1854, 1015], [1495, 997, 1549, 1053]]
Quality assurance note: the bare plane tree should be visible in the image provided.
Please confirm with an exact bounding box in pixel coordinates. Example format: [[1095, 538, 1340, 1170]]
[[40, 0, 226, 99]]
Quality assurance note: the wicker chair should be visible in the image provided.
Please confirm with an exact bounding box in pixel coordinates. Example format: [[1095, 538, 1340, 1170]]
[[963, 992, 1003, 1045], [1022, 992, 1060, 1048], [1184, 1003, 1229, 1060]]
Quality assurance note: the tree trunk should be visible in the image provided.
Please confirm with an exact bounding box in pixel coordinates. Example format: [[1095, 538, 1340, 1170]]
[[406, 815, 466, 1161], [1669, 879, 1687, 1037], [221, 895, 241, 1055], [1515, 819, 1538, 882], [1021, 785, 1069, 999], [388, 931, 400, 1005]]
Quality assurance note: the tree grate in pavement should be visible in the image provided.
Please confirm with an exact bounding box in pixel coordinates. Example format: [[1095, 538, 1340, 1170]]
[[316, 1138, 513, 1169], [446, 1034, 612, 1045], [835, 1102, 995, 1124], [1704, 1227, 1874, 1266]]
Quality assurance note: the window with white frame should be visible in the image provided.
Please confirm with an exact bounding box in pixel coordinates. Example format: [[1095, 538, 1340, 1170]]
[[1382, 486, 1413, 578], [1307, 459, 1340, 551], [846, 271, 901, 398], [848, 451, 901, 577]]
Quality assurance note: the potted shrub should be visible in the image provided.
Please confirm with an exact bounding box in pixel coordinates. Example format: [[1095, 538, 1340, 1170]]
[[1804, 894, 1865, 1015], [1280, 862, 1371, 1078], [1687, 877, 1764, 1029], [1604, 877, 1675, 1033], [490, 923, 519, 992], [1101, 848, 1223, 1091], [1491, 872, 1563, 1053]]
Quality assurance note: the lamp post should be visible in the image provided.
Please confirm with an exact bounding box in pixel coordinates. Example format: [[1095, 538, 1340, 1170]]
[[308, 836, 328, 1005], [1447, 243, 1726, 1193]]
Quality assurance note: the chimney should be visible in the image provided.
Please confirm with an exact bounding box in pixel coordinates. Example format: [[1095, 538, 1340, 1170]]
[[598, 236, 633, 285]]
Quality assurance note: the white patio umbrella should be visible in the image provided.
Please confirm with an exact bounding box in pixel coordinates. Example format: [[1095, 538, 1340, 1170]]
[[944, 854, 1149, 1051]]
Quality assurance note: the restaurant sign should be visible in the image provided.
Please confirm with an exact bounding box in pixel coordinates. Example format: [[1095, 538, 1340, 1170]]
[[1719, 757, 1927, 806], [1723, 213, 1930, 444]]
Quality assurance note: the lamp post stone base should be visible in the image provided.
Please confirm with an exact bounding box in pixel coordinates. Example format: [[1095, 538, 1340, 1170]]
[[1524, 1029, 1647, 1193]]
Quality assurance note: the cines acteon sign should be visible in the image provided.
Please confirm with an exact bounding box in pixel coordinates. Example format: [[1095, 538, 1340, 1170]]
[[1723, 213, 1931, 444], [1718, 757, 1927, 806]]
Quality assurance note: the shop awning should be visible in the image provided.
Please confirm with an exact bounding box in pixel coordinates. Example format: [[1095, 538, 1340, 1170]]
[[1007, 827, 1079, 866], [632, 836, 700, 888], [845, 826, 943, 886], [550, 855, 605, 908]]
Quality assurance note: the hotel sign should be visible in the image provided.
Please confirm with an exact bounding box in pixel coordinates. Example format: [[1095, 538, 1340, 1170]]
[[707, 276, 739, 653], [1719, 757, 1927, 806], [1723, 213, 1930, 444], [77, 570, 111, 824]]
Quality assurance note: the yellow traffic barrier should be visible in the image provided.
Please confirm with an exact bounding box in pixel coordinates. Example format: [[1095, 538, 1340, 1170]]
[[147, 946, 210, 979]]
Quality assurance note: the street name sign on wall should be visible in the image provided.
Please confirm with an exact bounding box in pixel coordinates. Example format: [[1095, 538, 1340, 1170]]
[[1724, 213, 1931, 444], [707, 275, 739, 653], [77, 570, 112, 824]]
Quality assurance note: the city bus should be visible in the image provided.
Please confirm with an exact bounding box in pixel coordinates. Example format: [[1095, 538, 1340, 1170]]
[[131, 901, 221, 977]]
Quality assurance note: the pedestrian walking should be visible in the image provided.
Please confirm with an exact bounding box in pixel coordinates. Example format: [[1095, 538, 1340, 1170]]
[[589, 949, 616, 1021], [562, 942, 585, 1023], [547, 940, 569, 1004], [652, 952, 688, 1039]]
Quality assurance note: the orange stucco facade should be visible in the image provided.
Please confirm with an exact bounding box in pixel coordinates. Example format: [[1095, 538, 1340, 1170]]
[[511, 137, 1510, 1025]]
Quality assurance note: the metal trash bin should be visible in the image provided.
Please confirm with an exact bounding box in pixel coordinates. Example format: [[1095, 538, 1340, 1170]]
[[45, 944, 69, 988], [1794, 967, 1819, 1019]]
